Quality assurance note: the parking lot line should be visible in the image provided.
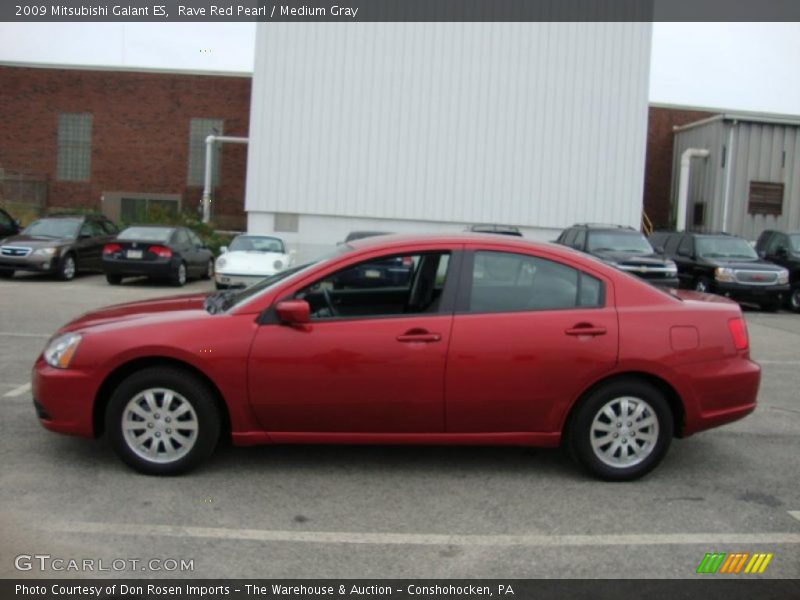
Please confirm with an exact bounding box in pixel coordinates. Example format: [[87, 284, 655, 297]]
[[43, 521, 800, 548], [4, 383, 31, 398], [0, 331, 50, 338]]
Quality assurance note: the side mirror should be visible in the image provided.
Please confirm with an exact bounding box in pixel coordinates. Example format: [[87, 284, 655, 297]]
[[219, 246, 228, 254], [275, 299, 310, 327]]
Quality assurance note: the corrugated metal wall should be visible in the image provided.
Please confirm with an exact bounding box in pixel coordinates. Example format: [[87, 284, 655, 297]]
[[673, 119, 800, 240], [245, 22, 652, 231]]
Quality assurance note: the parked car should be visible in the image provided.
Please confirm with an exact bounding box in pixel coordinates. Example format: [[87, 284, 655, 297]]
[[755, 229, 800, 312], [0, 213, 118, 281], [651, 231, 790, 311], [467, 224, 523, 237], [0, 207, 21, 240], [102, 225, 214, 286], [33, 234, 759, 481], [557, 224, 678, 288], [335, 230, 411, 288], [215, 234, 293, 290]]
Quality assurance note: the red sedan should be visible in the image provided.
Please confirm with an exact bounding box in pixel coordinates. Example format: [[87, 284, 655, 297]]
[[33, 234, 760, 480]]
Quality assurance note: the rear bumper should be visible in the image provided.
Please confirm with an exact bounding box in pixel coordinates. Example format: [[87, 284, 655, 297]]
[[32, 357, 97, 438], [678, 356, 760, 436], [102, 257, 177, 278]]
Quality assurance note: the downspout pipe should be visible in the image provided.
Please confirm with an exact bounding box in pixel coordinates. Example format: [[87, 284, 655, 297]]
[[202, 135, 249, 223], [676, 148, 710, 232]]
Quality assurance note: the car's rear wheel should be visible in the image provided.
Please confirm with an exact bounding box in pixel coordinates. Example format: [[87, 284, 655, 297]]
[[569, 378, 673, 481], [106, 273, 122, 285], [202, 258, 214, 280], [171, 261, 187, 287], [0, 269, 13, 279], [57, 253, 76, 281], [106, 367, 220, 475]]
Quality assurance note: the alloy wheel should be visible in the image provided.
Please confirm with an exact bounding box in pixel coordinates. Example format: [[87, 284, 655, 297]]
[[589, 396, 660, 468]]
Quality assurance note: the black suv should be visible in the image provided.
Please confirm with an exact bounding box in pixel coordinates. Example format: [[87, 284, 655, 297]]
[[556, 223, 678, 287], [755, 229, 800, 312], [650, 231, 790, 310], [0, 213, 118, 281]]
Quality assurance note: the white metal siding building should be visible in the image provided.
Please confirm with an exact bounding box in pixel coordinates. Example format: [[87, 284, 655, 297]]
[[245, 23, 652, 258], [672, 113, 800, 240]]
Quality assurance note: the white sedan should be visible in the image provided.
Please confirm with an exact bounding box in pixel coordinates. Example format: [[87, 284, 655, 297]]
[[214, 235, 293, 289]]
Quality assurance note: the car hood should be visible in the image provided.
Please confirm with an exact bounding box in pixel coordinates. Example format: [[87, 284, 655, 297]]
[[62, 293, 209, 332], [592, 250, 671, 265], [704, 258, 784, 271], [0, 234, 73, 248], [218, 251, 289, 274]]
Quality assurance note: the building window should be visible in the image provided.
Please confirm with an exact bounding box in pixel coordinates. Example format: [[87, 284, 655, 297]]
[[693, 202, 706, 227], [187, 118, 224, 186], [748, 181, 784, 216], [57, 113, 92, 181], [120, 197, 179, 223]]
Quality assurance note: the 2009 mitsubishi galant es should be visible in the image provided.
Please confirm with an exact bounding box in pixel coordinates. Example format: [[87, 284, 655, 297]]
[[33, 234, 760, 480]]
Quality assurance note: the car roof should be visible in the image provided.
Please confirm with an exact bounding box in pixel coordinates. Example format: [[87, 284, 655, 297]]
[[346, 232, 558, 251], [125, 224, 177, 230]]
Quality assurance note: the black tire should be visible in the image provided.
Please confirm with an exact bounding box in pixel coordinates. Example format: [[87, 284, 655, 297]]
[[569, 378, 673, 481], [694, 277, 712, 293], [0, 269, 14, 279], [202, 258, 214, 280], [171, 261, 187, 287], [215, 282, 227, 290], [787, 288, 800, 313], [106, 273, 122, 285], [105, 367, 220, 475], [57, 253, 77, 281]]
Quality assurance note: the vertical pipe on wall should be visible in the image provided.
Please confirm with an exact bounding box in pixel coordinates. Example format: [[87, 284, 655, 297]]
[[721, 121, 737, 233]]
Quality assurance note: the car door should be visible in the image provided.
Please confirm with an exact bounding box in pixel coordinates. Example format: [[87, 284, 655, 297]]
[[247, 247, 461, 433], [186, 229, 210, 273], [445, 248, 618, 434], [75, 219, 106, 270], [172, 228, 198, 274], [764, 233, 790, 268], [673, 234, 696, 287]]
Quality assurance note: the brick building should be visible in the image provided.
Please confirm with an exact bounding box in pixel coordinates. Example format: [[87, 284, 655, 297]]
[[0, 64, 251, 230]]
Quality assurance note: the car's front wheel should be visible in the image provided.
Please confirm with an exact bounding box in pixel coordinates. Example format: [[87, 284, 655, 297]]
[[569, 378, 673, 481], [106, 367, 220, 475], [57, 253, 76, 281], [694, 277, 712, 293], [171, 261, 187, 287], [788, 287, 800, 313]]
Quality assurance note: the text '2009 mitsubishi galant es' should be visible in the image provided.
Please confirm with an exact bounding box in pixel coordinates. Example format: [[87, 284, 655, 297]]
[[33, 234, 760, 480]]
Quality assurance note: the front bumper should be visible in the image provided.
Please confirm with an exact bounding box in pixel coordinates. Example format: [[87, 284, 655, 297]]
[[712, 281, 790, 304], [215, 272, 270, 289], [0, 255, 59, 273], [678, 356, 760, 436], [32, 356, 97, 438]]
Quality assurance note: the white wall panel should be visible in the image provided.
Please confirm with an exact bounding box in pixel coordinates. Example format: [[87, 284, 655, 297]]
[[246, 22, 652, 233]]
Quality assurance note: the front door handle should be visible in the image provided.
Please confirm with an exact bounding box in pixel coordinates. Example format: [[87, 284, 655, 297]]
[[565, 323, 607, 337], [397, 328, 441, 343]]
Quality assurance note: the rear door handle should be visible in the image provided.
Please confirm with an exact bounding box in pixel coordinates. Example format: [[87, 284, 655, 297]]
[[565, 323, 607, 337], [397, 329, 441, 343]]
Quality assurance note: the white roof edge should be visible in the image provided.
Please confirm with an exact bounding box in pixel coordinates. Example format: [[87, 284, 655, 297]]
[[671, 111, 800, 133], [0, 61, 252, 79]]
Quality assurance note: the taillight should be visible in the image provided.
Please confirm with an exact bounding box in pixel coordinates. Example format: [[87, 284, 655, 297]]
[[148, 245, 173, 258], [103, 243, 121, 255], [728, 317, 749, 351]]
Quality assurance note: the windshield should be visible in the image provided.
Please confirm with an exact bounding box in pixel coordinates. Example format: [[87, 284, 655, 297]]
[[696, 237, 757, 259], [229, 235, 285, 253], [119, 227, 174, 243], [586, 231, 653, 254], [790, 234, 800, 252], [205, 244, 354, 314], [22, 218, 81, 239]]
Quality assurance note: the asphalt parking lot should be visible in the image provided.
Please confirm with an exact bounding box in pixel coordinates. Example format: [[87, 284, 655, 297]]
[[0, 272, 798, 579]]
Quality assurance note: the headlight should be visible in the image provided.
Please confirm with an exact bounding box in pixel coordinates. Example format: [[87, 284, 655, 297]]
[[777, 269, 789, 285], [33, 247, 57, 257], [43, 333, 82, 369], [273, 259, 284, 270], [715, 267, 735, 282], [216, 257, 226, 269], [665, 260, 678, 276]]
